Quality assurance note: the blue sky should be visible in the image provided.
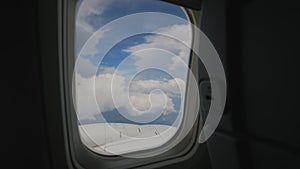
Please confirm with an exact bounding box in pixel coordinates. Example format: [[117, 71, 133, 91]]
[[75, 0, 192, 126]]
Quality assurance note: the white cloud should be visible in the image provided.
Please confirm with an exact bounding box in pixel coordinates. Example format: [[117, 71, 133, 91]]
[[76, 0, 116, 56], [130, 78, 185, 97], [123, 24, 191, 54], [75, 67, 184, 120], [76, 56, 97, 78], [128, 92, 176, 115], [97, 66, 116, 74], [79, 28, 111, 57], [76, 0, 111, 34], [122, 24, 192, 79], [76, 55, 117, 78], [76, 17, 94, 34]]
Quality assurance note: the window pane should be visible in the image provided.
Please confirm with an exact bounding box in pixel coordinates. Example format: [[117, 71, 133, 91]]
[[75, 0, 192, 155]]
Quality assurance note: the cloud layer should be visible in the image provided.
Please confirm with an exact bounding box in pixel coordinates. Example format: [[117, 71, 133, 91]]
[[76, 67, 184, 122], [75, 0, 192, 125]]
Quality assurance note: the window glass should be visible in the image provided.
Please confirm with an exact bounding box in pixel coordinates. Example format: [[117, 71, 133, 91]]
[[75, 0, 192, 155]]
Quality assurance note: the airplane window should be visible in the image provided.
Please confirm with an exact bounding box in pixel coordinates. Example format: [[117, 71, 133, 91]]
[[74, 0, 193, 155]]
